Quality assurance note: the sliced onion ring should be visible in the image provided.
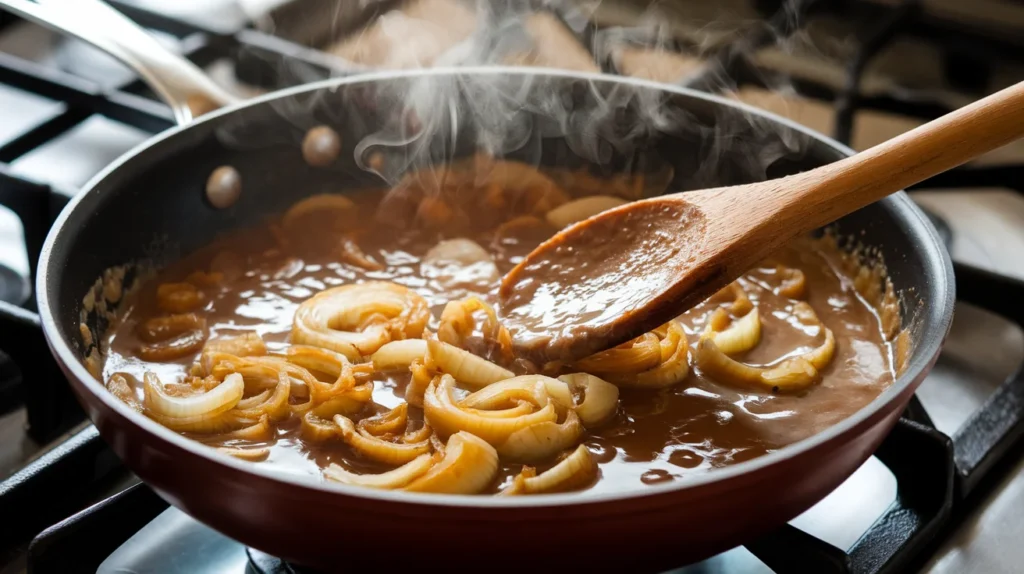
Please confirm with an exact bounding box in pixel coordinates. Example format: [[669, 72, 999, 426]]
[[292, 281, 429, 359], [704, 307, 761, 355], [456, 376, 551, 410], [404, 432, 499, 494], [217, 447, 270, 462], [496, 410, 584, 463], [426, 339, 513, 389], [502, 444, 598, 495], [324, 453, 435, 490], [558, 373, 619, 428], [335, 415, 431, 466], [545, 195, 627, 228], [372, 339, 428, 371], [423, 375, 556, 445], [143, 372, 243, 419]]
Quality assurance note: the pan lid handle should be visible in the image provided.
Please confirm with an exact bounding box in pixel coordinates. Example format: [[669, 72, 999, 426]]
[[0, 0, 238, 125]]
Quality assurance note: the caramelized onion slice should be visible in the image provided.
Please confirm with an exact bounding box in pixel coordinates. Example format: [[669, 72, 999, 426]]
[[335, 415, 431, 466], [545, 195, 627, 228], [426, 339, 513, 389], [106, 374, 143, 412], [301, 411, 339, 443], [215, 414, 273, 442], [149, 410, 258, 434], [309, 382, 374, 418], [709, 282, 754, 316], [462, 401, 536, 419], [502, 445, 598, 495], [269, 345, 356, 400], [540, 377, 573, 411], [424, 375, 557, 445], [281, 193, 356, 237], [403, 424, 432, 444], [201, 332, 267, 359], [776, 265, 807, 299], [217, 447, 271, 462], [422, 239, 500, 293], [703, 307, 761, 355], [602, 321, 690, 389], [404, 432, 499, 495], [558, 373, 619, 427], [292, 282, 429, 359], [138, 313, 206, 343], [405, 359, 435, 408], [143, 372, 243, 419], [359, 403, 409, 436], [496, 410, 584, 463], [457, 375, 552, 410], [803, 327, 836, 371], [337, 236, 383, 271], [436, 297, 514, 364], [371, 339, 428, 371], [235, 369, 292, 421], [139, 329, 207, 362], [574, 332, 661, 374], [156, 282, 206, 313], [695, 325, 836, 393], [324, 453, 435, 489]]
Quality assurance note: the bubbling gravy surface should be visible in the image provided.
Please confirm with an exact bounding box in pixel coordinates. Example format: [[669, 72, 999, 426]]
[[99, 165, 898, 496]]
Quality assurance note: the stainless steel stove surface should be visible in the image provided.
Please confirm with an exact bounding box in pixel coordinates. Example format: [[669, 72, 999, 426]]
[[2, 1, 1024, 573]]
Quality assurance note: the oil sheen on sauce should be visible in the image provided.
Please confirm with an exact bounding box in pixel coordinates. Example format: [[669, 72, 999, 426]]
[[101, 190, 896, 496]]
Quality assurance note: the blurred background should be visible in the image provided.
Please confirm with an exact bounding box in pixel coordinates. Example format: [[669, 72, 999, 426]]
[[2, 1, 1024, 573]]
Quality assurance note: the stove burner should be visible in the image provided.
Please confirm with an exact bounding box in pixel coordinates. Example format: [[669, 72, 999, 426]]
[[4, 1, 1024, 573], [0, 350, 21, 415], [0, 262, 29, 305]]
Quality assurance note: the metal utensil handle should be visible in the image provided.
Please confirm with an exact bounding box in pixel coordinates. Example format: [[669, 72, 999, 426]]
[[0, 0, 237, 124]]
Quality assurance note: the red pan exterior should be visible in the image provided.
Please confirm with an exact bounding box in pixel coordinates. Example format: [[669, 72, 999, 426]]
[[56, 345, 937, 571]]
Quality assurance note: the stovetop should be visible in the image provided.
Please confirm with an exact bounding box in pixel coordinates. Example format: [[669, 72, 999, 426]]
[[3, 1, 1024, 573]]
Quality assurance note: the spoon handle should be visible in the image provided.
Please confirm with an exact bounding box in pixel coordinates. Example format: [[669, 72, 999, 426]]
[[764, 80, 1024, 233]]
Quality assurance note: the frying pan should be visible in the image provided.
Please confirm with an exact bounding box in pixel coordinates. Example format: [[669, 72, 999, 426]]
[[6, 0, 955, 570]]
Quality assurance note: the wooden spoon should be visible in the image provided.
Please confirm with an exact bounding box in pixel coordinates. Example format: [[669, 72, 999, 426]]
[[499, 81, 1024, 363]]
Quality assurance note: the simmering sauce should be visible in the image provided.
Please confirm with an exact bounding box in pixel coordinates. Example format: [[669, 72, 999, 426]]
[[99, 163, 897, 496]]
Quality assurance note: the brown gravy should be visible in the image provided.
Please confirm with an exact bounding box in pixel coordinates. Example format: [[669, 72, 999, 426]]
[[99, 174, 896, 496]]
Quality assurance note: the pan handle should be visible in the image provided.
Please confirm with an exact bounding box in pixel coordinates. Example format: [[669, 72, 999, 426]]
[[0, 0, 238, 124]]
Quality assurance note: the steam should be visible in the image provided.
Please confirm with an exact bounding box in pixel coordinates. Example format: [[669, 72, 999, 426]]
[[221, 0, 826, 209]]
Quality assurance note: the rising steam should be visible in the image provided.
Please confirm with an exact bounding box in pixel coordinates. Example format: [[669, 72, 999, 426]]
[[220, 0, 821, 215]]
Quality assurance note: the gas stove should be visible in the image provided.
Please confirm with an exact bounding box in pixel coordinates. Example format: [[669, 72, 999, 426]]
[[2, 1, 1024, 573]]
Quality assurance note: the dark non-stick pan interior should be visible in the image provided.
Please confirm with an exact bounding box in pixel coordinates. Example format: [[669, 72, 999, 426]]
[[43, 69, 948, 385]]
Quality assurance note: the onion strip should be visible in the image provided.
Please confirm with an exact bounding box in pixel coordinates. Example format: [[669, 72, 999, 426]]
[[424, 375, 556, 445], [426, 339, 513, 389], [324, 453, 435, 489], [501, 445, 598, 495], [335, 415, 431, 465], [143, 372, 243, 419], [404, 432, 498, 494], [292, 282, 429, 359]]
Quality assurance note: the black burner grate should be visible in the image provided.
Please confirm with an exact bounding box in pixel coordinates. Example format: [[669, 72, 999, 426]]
[[1, 1, 1024, 573]]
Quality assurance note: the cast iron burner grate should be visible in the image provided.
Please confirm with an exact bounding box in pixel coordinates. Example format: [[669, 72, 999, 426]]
[[2, 1, 1024, 573], [0, 263, 28, 305]]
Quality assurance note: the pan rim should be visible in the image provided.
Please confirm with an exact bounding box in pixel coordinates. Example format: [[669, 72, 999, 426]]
[[36, 66, 955, 509]]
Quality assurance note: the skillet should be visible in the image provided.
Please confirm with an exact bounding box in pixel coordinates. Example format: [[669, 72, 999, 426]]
[[6, 0, 954, 570]]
